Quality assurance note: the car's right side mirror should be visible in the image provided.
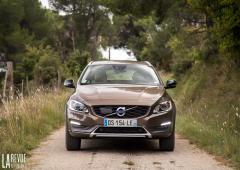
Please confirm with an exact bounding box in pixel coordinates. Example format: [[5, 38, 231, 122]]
[[64, 79, 75, 88], [165, 79, 177, 89]]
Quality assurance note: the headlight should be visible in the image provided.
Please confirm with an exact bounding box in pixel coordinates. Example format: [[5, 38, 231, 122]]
[[69, 100, 89, 113], [153, 100, 172, 114]]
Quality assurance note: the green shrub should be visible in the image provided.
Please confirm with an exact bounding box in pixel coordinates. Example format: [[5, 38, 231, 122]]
[[171, 60, 192, 76], [66, 50, 89, 77]]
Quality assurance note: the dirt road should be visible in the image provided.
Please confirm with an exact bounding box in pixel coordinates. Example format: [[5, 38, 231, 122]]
[[26, 127, 231, 170]]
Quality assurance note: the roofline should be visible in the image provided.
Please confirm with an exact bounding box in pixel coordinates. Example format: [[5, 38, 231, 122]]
[[87, 61, 94, 65], [88, 60, 153, 66], [143, 61, 152, 66]]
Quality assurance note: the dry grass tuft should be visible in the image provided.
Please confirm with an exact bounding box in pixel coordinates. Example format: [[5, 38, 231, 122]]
[[0, 90, 68, 161]]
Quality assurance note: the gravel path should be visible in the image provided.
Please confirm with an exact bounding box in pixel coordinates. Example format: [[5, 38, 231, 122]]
[[26, 127, 231, 170]]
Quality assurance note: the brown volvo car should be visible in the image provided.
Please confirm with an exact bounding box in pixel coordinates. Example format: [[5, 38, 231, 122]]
[[64, 60, 177, 151]]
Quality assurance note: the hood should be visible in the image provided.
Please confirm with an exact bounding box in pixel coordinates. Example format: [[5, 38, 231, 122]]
[[75, 84, 165, 106]]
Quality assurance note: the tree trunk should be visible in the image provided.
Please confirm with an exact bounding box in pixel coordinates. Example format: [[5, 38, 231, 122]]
[[3, 62, 14, 99], [71, 30, 76, 52], [205, 13, 213, 28], [108, 47, 111, 60], [90, 29, 98, 61], [21, 79, 24, 98], [57, 70, 61, 91], [26, 76, 29, 95]]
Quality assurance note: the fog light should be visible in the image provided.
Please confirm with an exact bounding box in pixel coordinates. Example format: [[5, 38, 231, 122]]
[[161, 121, 171, 126], [70, 120, 81, 126]]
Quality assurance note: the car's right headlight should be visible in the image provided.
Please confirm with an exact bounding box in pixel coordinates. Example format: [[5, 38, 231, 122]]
[[69, 100, 89, 113], [153, 100, 172, 113]]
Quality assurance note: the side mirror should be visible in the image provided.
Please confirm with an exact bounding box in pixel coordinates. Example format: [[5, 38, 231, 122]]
[[165, 79, 177, 89], [64, 79, 75, 88]]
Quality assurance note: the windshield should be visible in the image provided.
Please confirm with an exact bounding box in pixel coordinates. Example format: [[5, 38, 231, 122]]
[[80, 64, 160, 85]]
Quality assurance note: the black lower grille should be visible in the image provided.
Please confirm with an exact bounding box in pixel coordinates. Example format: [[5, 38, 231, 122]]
[[95, 127, 147, 134], [92, 105, 150, 118]]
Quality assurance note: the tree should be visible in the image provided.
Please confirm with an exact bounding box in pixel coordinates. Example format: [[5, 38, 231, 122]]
[[0, 0, 30, 58], [66, 50, 89, 76], [49, 0, 112, 60], [34, 46, 61, 86]]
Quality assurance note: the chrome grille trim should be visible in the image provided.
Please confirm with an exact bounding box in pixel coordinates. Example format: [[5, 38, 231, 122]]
[[90, 126, 152, 138], [92, 105, 150, 118]]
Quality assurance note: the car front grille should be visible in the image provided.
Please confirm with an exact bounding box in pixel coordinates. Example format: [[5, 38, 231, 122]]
[[95, 127, 147, 134], [92, 105, 150, 118]]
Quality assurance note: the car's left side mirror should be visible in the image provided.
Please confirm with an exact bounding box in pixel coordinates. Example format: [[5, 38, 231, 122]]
[[64, 79, 75, 88], [165, 79, 177, 89]]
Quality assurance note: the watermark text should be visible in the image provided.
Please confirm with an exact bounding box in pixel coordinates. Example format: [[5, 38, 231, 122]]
[[1, 153, 26, 169]]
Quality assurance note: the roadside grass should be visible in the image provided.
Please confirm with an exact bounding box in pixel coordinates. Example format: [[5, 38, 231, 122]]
[[159, 62, 240, 169], [0, 90, 69, 169], [177, 114, 240, 168]]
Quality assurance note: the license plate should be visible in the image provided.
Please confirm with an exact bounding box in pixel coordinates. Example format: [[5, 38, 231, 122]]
[[104, 119, 137, 127]]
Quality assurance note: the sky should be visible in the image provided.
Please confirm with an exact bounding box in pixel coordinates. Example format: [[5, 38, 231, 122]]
[[100, 47, 136, 61], [40, 0, 50, 8], [39, 0, 136, 61]]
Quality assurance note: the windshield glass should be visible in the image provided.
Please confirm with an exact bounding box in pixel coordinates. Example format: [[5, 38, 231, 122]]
[[80, 64, 160, 85]]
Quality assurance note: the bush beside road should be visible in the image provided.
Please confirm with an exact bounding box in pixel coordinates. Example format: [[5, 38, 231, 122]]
[[160, 62, 240, 169]]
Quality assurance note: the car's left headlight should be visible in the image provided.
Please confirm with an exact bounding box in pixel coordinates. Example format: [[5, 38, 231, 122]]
[[153, 100, 172, 114], [69, 100, 89, 113]]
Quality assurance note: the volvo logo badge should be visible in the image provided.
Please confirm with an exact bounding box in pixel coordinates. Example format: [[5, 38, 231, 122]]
[[116, 107, 126, 117]]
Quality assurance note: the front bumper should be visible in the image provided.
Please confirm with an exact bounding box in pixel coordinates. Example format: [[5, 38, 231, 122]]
[[66, 107, 175, 139]]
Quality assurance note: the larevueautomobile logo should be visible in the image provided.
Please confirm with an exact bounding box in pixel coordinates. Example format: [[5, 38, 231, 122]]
[[116, 107, 126, 117]]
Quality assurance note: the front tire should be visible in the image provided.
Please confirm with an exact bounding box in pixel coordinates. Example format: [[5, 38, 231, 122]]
[[65, 127, 81, 151], [159, 131, 175, 151]]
